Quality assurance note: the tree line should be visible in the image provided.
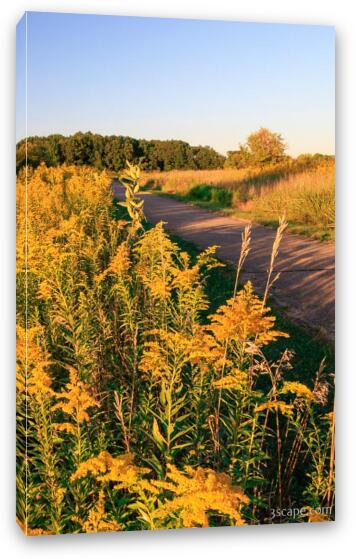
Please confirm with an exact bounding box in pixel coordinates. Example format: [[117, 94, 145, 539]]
[[16, 132, 225, 173], [16, 128, 334, 174]]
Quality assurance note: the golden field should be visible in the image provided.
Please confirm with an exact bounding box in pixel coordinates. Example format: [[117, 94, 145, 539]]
[[143, 159, 335, 239], [16, 163, 334, 534]]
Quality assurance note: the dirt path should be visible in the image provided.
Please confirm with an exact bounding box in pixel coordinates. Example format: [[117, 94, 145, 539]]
[[113, 182, 335, 340]]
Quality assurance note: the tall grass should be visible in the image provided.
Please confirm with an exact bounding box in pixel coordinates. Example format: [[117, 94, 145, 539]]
[[239, 167, 335, 227], [143, 167, 249, 194], [144, 159, 335, 238], [144, 157, 333, 196], [16, 163, 334, 535]]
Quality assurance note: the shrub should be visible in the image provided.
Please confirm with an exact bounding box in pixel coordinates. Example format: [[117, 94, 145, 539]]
[[188, 183, 232, 208], [210, 186, 233, 207], [188, 183, 213, 202]]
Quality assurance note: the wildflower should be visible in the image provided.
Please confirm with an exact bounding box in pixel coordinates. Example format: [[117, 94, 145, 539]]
[[148, 277, 171, 300], [16, 325, 56, 401], [53, 487, 66, 508], [280, 381, 315, 402], [16, 365, 25, 394], [208, 282, 288, 346], [96, 242, 131, 282], [16, 518, 53, 536], [255, 400, 294, 417], [52, 367, 99, 424], [17, 325, 45, 370], [212, 369, 248, 390], [140, 340, 170, 380], [71, 451, 152, 492], [196, 245, 224, 271], [153, 464, 249, 528], [140, 329, 222, 381], [53, 423, 76, 435], [78, 491, 121, 533], [27, 363, 56, 402], [119, 162, 144, 232], [171, 265, 200, 290], [37, 280, 53, 301], [134, 222, 177, 299]]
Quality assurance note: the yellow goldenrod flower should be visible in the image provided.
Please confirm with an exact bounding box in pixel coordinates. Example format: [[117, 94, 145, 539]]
[[280, 381, 315, 402], [52, 367, 99, 424], [71, 451, 151, 492], [27, 364, 57, 402], [255, 400, 294, 417], [78, 491, 122, 533], [16, 325, 56, 402], [152, 464, 249, 528], [97, 241, 131, 282], [212, 370, 248, 390], [37, 280, 53, 301], [208, 281, 288, 346], [140, 328, 222, 381], [16, 518, 53, 536], [53, 423, 76, 435]]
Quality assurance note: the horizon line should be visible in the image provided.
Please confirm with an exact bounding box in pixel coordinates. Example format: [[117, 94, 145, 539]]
[[16, 130, 335, 158]]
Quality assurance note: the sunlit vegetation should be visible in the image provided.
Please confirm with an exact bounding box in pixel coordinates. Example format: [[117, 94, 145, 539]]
[[16, 163, 334, 535], [16, 129, 334, 239], [145, 157, 334, 240]]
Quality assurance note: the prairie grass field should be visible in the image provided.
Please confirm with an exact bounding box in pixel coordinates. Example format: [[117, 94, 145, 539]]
[[16, 163, 334, 535], [144, 158, 335, 240]]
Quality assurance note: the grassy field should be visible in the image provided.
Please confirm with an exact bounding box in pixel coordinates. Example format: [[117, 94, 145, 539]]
[[16, 163, 334, 535], [143, 159, 335, 241]]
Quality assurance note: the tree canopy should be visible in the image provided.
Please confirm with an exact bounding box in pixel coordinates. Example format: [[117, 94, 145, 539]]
[[16, 128, 332, 174], [16, 132, 226, 173], [226, 128, 287, 168]]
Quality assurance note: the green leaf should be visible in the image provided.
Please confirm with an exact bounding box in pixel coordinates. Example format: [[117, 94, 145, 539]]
[[152, 418, 166, 449]]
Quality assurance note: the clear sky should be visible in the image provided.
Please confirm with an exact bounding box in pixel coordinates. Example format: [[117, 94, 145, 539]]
[[16, 12, 335, 156]]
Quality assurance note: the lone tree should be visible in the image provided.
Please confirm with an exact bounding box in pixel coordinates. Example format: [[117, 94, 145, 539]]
[[246, 127, 287, 165], [225, 128, 287, 169]]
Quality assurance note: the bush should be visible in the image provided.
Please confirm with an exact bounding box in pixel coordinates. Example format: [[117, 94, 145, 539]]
[[189, 183, 232, 208], [210, 186, 232, 207], [188, 183, 213, 202]]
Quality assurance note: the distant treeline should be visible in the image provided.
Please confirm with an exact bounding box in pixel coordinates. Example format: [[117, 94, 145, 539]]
[[16, 132, 226, 173], [16, 129, 335, 174]]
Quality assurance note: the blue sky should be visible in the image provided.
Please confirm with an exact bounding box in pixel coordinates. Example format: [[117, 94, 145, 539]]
[[16, 12, 335, 155]]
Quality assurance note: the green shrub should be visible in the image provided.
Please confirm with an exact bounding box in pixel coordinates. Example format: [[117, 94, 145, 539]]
[[210, 186, 232, 207], [188, 184, 232, 208], [188, 183, 213, 202]]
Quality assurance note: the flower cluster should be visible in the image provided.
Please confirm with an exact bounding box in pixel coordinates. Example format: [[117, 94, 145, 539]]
[[208, 281, 289, 346], [153, 465, 249, 528], [52, 367, 99, 431]]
